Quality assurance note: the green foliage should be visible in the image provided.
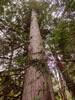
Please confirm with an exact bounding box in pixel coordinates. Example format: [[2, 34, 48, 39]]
[[63, 0, 75, 11], [28, 0, 48, 12], [0, 69, 24, 100], [0, 0, 9, 14], [47, 20, 75, 58]]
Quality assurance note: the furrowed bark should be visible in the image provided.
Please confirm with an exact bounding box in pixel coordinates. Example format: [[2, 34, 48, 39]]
[[29, 10, 43, 60], [22, 10, 55, 100]]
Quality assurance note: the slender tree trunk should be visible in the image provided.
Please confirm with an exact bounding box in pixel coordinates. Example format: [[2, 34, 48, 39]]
[[57, 59, 75, 99], [55, 55, 75, 98], [50, 47, 75, 99], [22, 10, 55, 100], [58, 70, 67, 100]]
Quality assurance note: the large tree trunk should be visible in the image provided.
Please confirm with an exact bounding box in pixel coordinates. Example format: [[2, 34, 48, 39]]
[[22, 10, 55, 100]]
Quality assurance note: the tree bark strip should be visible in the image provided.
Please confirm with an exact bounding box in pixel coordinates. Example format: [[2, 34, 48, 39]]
[[22, 10, 55, 100]]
